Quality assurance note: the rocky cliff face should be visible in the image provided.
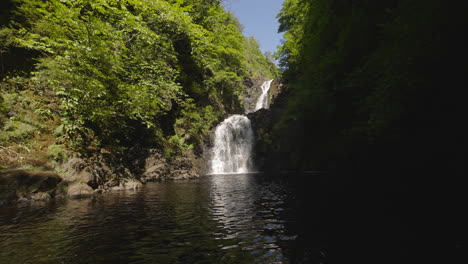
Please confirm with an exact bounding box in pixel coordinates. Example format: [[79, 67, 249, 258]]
[[247, 89, 290, 172], [243, 78, 282, 114], [268, 81, 283, 105], [247, 87, 327, 174], [61, 147, 202, 188]]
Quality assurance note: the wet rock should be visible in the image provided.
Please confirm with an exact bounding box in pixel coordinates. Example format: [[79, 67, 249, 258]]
[[170, 170, 193, 180], [142, 163, 166, 179], [110, 178, 143, 191], [244, 77, 270, 113], [17, 192, 52, 203], [244, 78, 282, 114], [30, 192, 51, 201], [16, 197, 30, 203], [67, 182, 94, 199], [268, 81, 282, 104], [122, 179, 143, 190]]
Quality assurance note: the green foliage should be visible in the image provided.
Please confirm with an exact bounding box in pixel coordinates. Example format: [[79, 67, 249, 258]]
[[0, 85, 50, 142], [0, 74, 64, 168], [175, 98, 218, 147], [0, 120, 37, 141], [165, 134, 192, 159], [274, 0, 466, 166], [0, 93, 6, 125], [7, 0, 186, 145], [47, 144, 67, 163], [0, 0, 277, 159], [243, 37, 279, 80]]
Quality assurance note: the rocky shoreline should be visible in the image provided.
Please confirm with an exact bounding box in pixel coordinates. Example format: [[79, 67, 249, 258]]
[[0, 147, 206, 205]]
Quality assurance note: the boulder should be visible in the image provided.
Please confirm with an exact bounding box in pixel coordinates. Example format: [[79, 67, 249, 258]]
[[67, 182, 94, 199], [30, 192, 51, 201], [16, 192, 51, 203], [122, 179, 143, 190], [110, 178, 143, 191]]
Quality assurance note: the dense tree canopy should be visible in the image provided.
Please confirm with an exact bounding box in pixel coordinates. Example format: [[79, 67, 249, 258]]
[[0, 0, 277, 162], [269, 0, 467, 172], [263, 2, 467, 262]]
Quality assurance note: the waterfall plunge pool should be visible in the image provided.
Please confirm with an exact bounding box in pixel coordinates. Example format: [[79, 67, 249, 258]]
[[0, 173, 324, 264]]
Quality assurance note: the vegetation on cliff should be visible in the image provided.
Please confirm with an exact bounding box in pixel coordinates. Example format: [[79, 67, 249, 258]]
[[0, 0, 277, 170], [263, 0, 466, 175], [261, 2, 467, 262]]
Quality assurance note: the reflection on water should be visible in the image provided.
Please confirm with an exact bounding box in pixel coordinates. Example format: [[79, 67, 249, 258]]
[[210, 174, 285, 260], [0, 174, 311, 264]]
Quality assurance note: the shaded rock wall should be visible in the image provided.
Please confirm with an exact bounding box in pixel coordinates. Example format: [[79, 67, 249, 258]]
[[0, 145, 204, 204], [0, 170, 63, 204], [141, 150, 202, 181], [247, 87, 327, 173], [60, 147, 202, 192]]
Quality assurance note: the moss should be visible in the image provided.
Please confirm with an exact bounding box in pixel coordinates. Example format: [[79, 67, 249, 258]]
[[47, 144, 67, 163], [0, 93, 5, 114], [0, 120, 37, 141]]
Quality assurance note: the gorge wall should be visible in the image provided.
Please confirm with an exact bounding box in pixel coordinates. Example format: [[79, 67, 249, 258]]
[[0, 0, 279, 203]]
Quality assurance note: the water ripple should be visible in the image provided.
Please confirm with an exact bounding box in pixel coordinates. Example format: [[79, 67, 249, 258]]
[[0, 174, 304, 264]]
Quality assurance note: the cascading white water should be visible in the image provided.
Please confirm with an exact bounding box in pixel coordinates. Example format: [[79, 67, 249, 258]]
[[254, 79, 274, 111], [209, 80, 275, 174], [210, 115, 254, 174]]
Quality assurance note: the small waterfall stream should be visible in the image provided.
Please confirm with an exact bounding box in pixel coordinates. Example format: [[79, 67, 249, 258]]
[[254, 79, 274, 111], [210, 80, 273, 174]]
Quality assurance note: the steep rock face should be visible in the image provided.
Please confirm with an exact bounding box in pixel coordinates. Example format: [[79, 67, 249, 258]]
[[60, 147, 202, 192], [244, 77, 269, 113], [60, 157, 94, 185], [268, 81, 282, 105], [0, 145, 204, 204], [247, 88, 325, 173], [142, 150, 202, 181], [243, 79, 282, 113], [141, 149, 168, 181]]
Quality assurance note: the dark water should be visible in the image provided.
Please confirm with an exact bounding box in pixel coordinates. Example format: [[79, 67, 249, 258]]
[[0, 174, 323, 264]]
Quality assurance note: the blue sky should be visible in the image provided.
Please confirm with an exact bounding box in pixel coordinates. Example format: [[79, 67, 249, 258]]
[[223, 0, 284, 55]]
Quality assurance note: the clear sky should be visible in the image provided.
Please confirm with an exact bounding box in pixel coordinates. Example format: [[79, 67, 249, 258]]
[[223, 0, 284, 55]]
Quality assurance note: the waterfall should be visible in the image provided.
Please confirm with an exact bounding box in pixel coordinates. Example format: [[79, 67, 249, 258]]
[[210, 115, 254, 174], [254, 79, 274, 111], [209, 80, 274, 174]]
